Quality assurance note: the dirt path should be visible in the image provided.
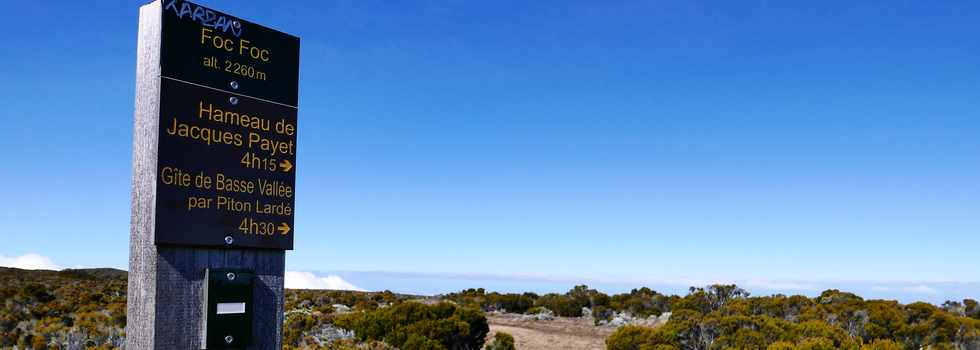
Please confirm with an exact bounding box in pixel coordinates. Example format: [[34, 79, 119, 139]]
[[487, 314, 616, 350]]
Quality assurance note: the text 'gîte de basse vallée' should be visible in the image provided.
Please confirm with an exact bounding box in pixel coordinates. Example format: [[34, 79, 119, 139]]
[[160, 166, 293, 217]]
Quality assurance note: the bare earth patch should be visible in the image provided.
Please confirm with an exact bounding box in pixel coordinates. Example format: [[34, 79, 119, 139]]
[[487, 313, 618, 350]]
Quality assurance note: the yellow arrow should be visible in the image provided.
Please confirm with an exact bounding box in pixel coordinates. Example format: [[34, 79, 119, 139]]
[[277, 222, 291, 235], [279, 159, 293, 172]]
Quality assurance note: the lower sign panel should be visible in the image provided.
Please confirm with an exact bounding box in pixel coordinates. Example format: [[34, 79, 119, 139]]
[[203, 268, 254, 349], [155, 77, 297, 249]]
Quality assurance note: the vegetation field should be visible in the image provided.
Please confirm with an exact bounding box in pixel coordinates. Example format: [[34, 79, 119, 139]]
[[2, 267, 979, 349]]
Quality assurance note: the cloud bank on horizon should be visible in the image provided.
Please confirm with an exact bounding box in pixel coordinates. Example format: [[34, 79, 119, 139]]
[[0, 253, 365, 292], [309, 270, 977, 304], [284, 271, 364, 291], [0, 253, 971, 302], [0, 253, 61, 270]]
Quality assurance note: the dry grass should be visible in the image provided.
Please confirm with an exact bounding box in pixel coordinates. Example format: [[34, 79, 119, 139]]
[[486, 313, 618, 350]]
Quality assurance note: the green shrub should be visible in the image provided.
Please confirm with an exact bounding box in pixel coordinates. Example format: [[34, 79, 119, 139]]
[[491, 293, 536, 314], [535, 293, 584, 317], [796, 337, 836, 350], [610, 287, 668, 318], [525, 306, 548, 315], [767, 341, 798, 350], [592, 305, 615, 325], [600, 285, 980, 350], [334, 301, 489, 350], [403, 333, 445, 350], [484, 332, 515, 350], [606, 325, 657, 350], [860, 339, 904, 350]]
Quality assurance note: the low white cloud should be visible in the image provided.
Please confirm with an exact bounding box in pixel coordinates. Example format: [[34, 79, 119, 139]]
[[0, 253, 60, 270], [285, 271, 363, 291]]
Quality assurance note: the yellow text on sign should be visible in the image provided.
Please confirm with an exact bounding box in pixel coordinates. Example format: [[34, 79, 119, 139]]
[[200, 28, 270, 62]]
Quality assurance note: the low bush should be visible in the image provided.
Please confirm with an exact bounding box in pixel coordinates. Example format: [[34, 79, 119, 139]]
[[333, 301, 489, 350], [535, 293, 585, 317], [603, 285, 980, 350], [484, 332, 515, 350]]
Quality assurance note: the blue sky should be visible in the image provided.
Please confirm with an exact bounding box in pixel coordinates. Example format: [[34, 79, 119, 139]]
[[1, 1, 978, 302]]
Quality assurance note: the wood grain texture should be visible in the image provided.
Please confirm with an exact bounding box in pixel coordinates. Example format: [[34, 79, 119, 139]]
[[153, 248, 284, 349], [127, 1, 162, 348], [127, 2, 285, 349]]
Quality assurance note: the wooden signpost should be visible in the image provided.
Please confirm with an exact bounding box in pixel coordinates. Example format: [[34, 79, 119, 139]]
[[127, 0, 299, 348]]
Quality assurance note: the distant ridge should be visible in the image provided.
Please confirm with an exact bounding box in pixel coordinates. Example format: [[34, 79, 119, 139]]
[[60, 268, 128, 280], [0, 266, 128, 281]]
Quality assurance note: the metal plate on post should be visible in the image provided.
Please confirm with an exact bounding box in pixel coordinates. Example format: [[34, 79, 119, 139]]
[[203, 268, 255, 349]]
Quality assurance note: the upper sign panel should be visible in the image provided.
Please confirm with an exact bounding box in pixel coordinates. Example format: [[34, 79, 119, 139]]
[[161, 0, 300, 106]]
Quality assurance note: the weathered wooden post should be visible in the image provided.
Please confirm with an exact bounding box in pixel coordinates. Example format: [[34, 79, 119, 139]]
[[127, 1, 299, 348]]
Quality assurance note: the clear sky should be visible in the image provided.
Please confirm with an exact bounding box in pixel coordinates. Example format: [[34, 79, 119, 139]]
[[1, 1, 978, 302]]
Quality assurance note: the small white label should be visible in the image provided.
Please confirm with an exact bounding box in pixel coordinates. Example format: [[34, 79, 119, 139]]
[[216, 302, 246, 314]]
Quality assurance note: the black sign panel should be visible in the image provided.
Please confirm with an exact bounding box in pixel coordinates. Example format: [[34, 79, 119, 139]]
[[154, 0, 298, 250], [161, 0, 299, 106]]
